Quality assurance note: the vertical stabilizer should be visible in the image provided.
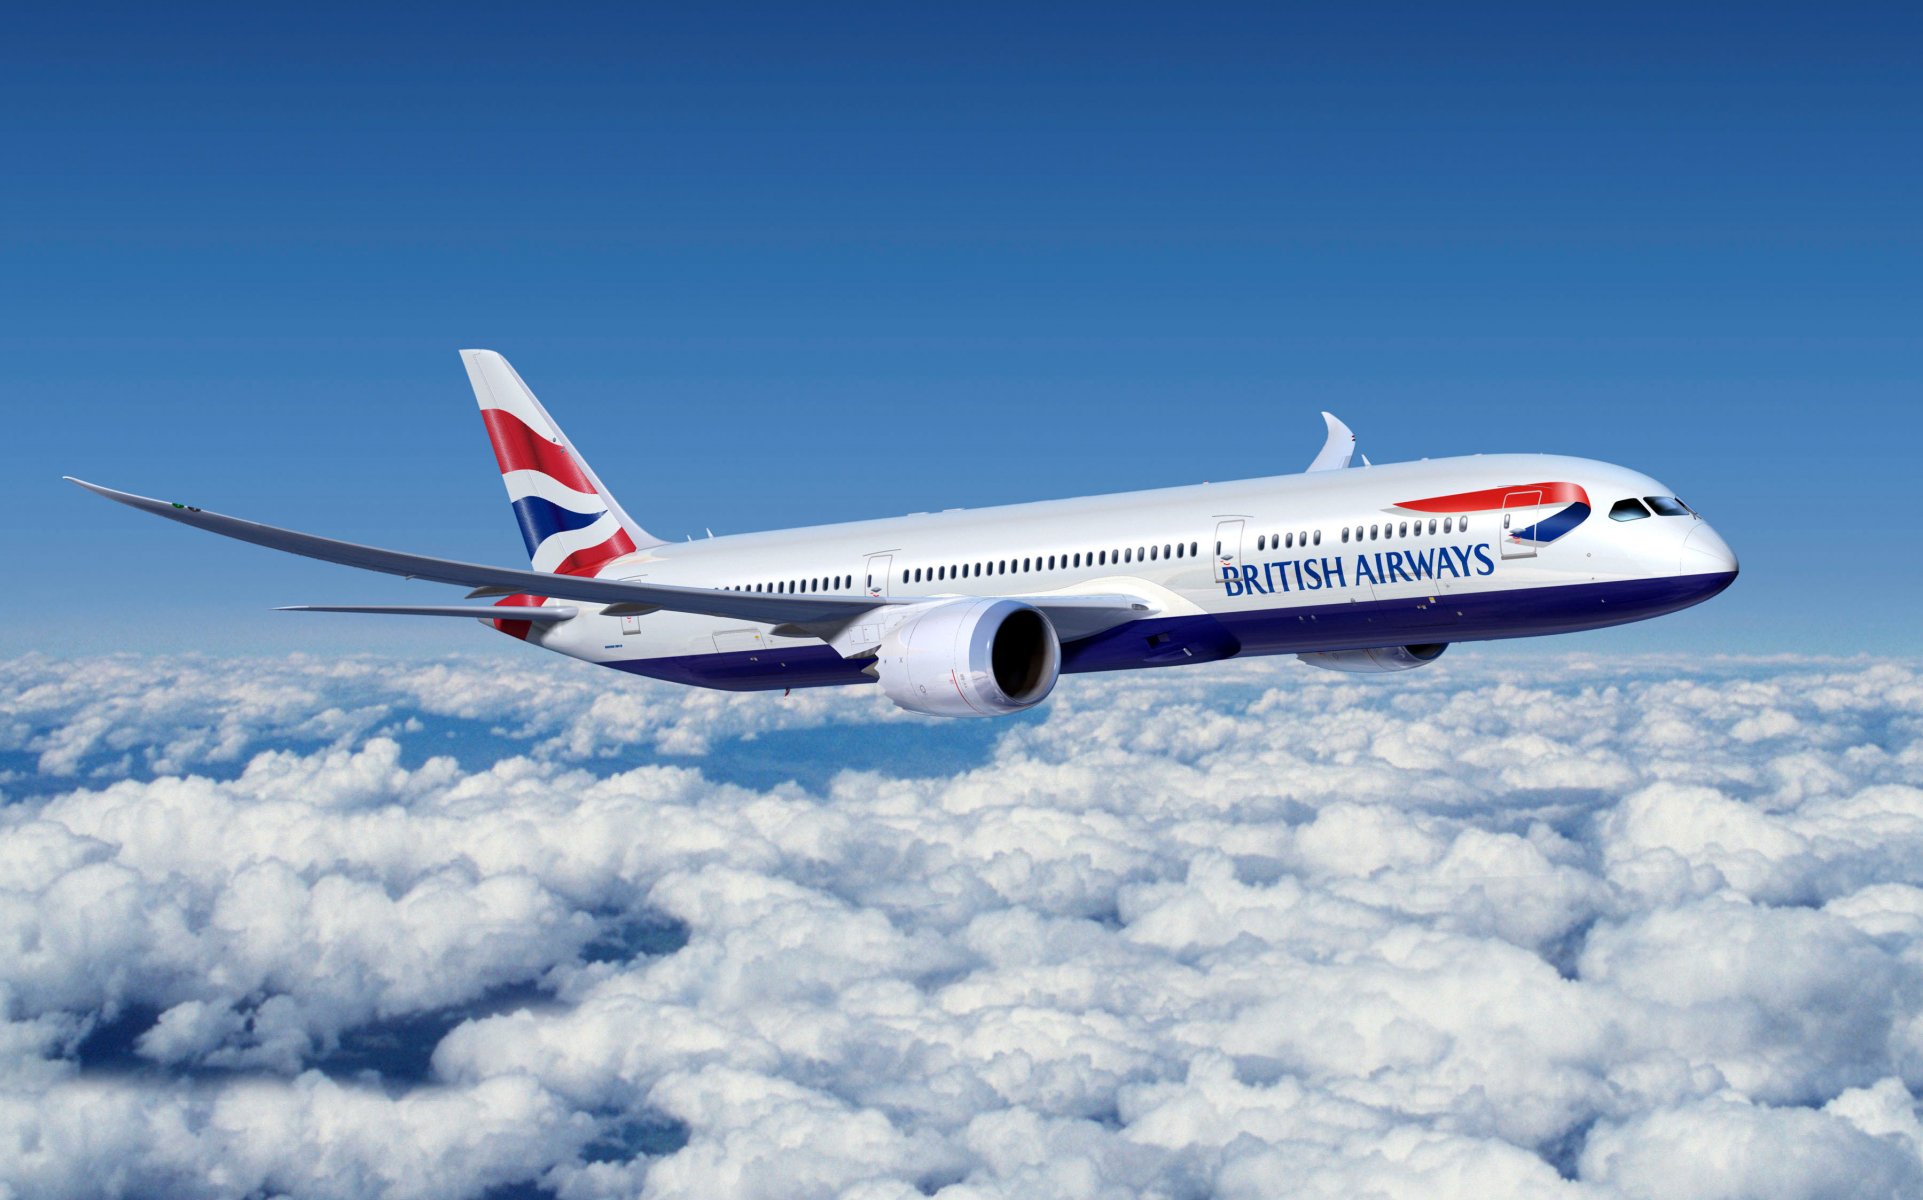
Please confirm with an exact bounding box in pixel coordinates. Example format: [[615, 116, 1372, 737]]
[[461, 349, 663, 577]]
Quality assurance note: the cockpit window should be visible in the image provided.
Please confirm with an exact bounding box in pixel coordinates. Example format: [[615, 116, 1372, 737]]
[[1645, 496, 1692, 517], [1610, 498, 1651, 521]]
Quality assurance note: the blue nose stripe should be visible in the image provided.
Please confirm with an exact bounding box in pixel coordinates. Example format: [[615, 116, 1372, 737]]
[[1511, 501, 1589, 544]]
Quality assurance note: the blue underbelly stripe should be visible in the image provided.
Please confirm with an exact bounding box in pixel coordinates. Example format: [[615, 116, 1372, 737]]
[[599, 572, 1738, 693]]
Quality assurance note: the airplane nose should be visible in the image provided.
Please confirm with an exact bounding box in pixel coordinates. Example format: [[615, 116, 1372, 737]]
[[1680, 523, 1739, 577]]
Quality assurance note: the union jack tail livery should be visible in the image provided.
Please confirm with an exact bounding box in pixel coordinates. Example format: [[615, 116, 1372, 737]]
[[461, 349, 661, 577]]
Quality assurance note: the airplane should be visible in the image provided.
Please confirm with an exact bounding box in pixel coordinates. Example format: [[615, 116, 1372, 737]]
[[69, 350, 1739, 719]]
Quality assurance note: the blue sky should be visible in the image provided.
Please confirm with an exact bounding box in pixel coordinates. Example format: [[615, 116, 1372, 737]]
[[6, 1, 1918, 654]]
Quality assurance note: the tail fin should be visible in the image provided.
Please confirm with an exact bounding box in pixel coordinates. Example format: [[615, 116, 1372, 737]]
[[460, 349, 662, 576]]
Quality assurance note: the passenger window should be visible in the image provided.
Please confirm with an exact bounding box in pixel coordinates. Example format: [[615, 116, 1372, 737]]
[[1398, 522, 1407, 537], [1312, 530, 1321, 546], [1645, 496, 1691, 517], [1461, 517, 1470, 532], [1428, 518, 1437, 534], [1256, 534, 1265, 551], [1610, 498, 1652, 521], [1444, 517, 1453, 534], [1370, 524, 1378, 540], [1342, 527, 1350, 543], [1191, 541, 1199, 556]]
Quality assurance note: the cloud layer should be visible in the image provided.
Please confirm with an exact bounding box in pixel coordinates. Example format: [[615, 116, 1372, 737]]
[[4, 650, 1923, 1198]]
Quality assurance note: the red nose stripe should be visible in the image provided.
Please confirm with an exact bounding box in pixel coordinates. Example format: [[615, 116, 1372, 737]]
[[1394, 481, 1589, 512]]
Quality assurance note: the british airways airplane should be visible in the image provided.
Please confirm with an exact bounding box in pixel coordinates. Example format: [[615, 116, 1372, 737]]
[[71, 351, 1738, 718]]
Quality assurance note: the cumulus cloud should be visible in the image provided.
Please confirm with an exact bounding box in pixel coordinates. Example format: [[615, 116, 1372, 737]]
[[2, 650, 1922, 1197]]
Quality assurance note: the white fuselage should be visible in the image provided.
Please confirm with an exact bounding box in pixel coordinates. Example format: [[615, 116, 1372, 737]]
[[521, 452, 1738, 692]]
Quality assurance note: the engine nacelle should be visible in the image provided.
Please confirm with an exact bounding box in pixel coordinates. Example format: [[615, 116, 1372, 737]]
[[1297, 643, 1448, 673], [872, 598, 1061, 718]]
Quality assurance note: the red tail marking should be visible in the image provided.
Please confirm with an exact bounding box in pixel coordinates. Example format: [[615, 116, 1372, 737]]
[[549, 529, 637, 578], [480, 409, 597, 495], [490, 592, 546, 640]]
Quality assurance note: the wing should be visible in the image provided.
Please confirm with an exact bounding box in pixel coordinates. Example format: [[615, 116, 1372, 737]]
[[277, 604, 578, 621], [1003, 593, 1159, 640], [67, 478, 892, 625]]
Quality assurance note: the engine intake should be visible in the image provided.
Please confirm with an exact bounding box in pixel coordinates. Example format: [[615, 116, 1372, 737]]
[[872, 598, 1061, 717], [1297, 643, 1448, 673]]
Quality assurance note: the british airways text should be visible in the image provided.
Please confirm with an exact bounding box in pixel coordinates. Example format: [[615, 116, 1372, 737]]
[[1220, 543, 1496, 597]]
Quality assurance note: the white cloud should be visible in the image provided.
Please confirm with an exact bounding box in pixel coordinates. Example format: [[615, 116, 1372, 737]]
[[2, 651, 1923, 1196]]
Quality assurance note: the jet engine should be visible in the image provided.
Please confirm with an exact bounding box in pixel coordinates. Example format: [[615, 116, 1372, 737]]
[[871, 598, 1061, 717], [1297, 643, 1448, 673]]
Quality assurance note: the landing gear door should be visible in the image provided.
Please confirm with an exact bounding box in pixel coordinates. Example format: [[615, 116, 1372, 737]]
[[1213, 519, 1246, 590], [1501, 490, 1544, 559], [863, 553, 893, 599]]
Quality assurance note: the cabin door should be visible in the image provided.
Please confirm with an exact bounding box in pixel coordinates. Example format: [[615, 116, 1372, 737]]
[[1500, 490, 1544, 559], [1213, 520, 1246, 589], [863, 553, 893, 599]]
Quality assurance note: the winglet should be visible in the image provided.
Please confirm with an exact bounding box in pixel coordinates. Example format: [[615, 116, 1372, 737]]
[[1305, 412, 1357, 472]]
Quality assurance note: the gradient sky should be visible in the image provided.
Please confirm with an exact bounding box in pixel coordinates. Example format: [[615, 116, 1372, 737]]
[[6, 1, 1918, 656]]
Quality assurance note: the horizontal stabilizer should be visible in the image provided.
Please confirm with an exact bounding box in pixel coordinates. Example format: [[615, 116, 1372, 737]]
[[277, 604, 576, 621]]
